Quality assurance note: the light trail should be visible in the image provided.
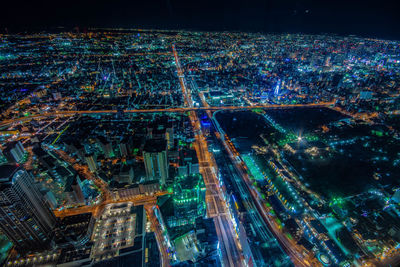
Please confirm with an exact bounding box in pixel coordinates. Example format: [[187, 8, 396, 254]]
[[34, 117, 58, 136], [51, 124, 70, 145], [215, 126, 314, 267], [172, 44, 244, 267], [56, 116, 74, 130], [144, 205, 171, 267], [42, 117, 75, 141], [53, 194, 167, 218]]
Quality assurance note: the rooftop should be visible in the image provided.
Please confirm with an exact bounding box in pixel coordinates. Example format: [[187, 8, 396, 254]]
[[0, 164, 19, 183], [143, 139, 167, 153]]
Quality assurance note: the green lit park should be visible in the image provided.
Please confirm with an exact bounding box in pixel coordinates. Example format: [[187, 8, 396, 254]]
[[216, 107, 400, 265]]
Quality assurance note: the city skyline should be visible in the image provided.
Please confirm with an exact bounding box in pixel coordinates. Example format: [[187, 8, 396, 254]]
[[0, 0, 399, 40], [0, 6, 400, 266]]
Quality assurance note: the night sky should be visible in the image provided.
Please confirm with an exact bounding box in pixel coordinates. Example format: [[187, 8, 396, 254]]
[[0, 0, 399, 40]]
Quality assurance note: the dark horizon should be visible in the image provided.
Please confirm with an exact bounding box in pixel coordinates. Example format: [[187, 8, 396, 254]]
[[1, 2, 400, 266], [1, 0, 399, 40]]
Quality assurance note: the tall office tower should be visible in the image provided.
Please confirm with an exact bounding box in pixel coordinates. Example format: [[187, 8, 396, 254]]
[[119, 140, 129, 157], [0, 148, 6, 163], [65, 176, 85, 205], [85, 153, 97, 172], [98, 136, 113, 158], [143, 139, 168, 185], [71, 176, 85, 204], [166, 124, 174, 149], [115, 165, 134, 184], [178, 148, 200, 176], [274, 79, 281, 96], [173, 174, 206, 219], [3, 141, 26, 163], [0, 165, 56, 252], [324, 56, 331, 67], [63, 140, 85, 161]]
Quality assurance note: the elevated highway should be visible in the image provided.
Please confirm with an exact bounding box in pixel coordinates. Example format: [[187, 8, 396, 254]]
[[0, 102, 334, 128], [53, 191, 169, 218]]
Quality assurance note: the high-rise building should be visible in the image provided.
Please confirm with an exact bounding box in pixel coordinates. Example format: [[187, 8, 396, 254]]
[[0, 165, 56, 252], [3, 141, 26, 163], [143, 139, 168, 185], [98, 136, 114, 158], [274, 79, 281, 96], [165, 124, 174, 149], [173, 174, 206, 220], [152, 128, 166, 140], [359, 91, 373, 100], [0, 148, 7, 164], [119, 142, 128, 157], [119, 136, 131, 157], [65, 176, 85, 205], [85, 153, 97, 172], [178, 148, 200, 176], [63, 140, 85, 161], [45, 191, 58, 209], [116, 165, 134, 184], [324, 56, 331, 67], [72, 176, 85, 204], [391, 190, 400, 204], [163, 174, 206, 227]]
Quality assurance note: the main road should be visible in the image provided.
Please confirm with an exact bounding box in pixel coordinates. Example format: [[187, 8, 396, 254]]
[[0, 102, 334, 128], [214, 122, 314, 267], [173, 44, 244, 267]]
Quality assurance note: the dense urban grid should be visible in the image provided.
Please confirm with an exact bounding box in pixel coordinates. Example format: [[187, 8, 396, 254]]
[[1, 29, 400, 267]]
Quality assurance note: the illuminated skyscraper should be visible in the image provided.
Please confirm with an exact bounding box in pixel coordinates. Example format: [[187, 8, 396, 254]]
[[274, 79, 281, 96], [324, 56, 331, 67], [98, 136, 114, 158], [173, 174, 206, 219], [166, 125, 174, 149], [85, 153, 97, 172], [3, 141, 25, 163], [0, 148, 6, 164], [65, 176, 85, 205], [119, 142, 128, 157], [0, 165, 56, 252], [143, 139, 168, 185]]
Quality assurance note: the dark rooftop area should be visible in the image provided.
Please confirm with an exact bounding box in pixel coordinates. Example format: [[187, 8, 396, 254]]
[[0, 164, 19, 183]]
